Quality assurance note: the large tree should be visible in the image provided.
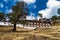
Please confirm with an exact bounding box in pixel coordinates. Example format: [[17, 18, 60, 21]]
[[8, 1, 28, 31]]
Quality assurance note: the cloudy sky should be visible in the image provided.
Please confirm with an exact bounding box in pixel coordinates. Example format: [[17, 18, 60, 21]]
[[0, 0, 60, 20]]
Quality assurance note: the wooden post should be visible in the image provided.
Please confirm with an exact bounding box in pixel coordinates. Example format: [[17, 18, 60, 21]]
[[33, 22, 34, 27], [30, 22, 31, 26], [26, 22, 28, 26], [36, 21, 37, 27], [44, 23, 46, 27], [39, 22, 40, 27]]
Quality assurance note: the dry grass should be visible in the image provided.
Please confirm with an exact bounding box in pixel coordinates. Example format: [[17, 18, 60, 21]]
[[0, 25, 60, 40]]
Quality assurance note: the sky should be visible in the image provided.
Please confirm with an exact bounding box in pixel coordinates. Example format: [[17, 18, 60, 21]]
[[0, 0, 60, 20]]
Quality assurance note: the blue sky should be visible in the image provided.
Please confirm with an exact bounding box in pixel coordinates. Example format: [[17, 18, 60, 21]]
[[0, 0, 60, 20]]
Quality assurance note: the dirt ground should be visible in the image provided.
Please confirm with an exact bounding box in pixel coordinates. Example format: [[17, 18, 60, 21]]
[[0, 25, 60, 40]]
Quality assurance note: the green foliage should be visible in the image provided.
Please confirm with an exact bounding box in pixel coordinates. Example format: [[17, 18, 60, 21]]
[[7, 13, 18, 23], [7, 1, 28, 31], [13, 1, 28, 19], [57, 8, 60, 15], [58, 16, 60, 20], [38, 14, 42, 18], [8, 1, 28, 23], [51, 15, 58, 21]]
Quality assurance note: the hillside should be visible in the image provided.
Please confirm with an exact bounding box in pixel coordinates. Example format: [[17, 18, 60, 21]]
[[0, 25, 60, 40]]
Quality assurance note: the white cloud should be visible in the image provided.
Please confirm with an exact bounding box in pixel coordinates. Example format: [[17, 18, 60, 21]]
[[36, 16, 41, 21], [14, 0, 36, 4], [0, 3, 4, 8], [26, 13, 41, 20], [24, 0, 36, 4], [26, 12, 35, 20], [38, 0, 60, 18], [38, 8, 51, 18], [5, 9, 12, 13]]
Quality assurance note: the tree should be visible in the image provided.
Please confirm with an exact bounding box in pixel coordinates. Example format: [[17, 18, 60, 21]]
[[51, 15, 58, 21], [15, 1, 28, 27], [58, 16, 60, 20], [57, 8, 60, 15], [38, 14, 43, 27], [8, 1, 28, 31], [57, 8, 60, 20], [38, 14, 42, 18], [0, 12, 5, 21]]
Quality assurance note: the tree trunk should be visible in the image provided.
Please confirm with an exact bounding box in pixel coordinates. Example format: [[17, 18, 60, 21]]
[[13, 23, 16, 31]]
